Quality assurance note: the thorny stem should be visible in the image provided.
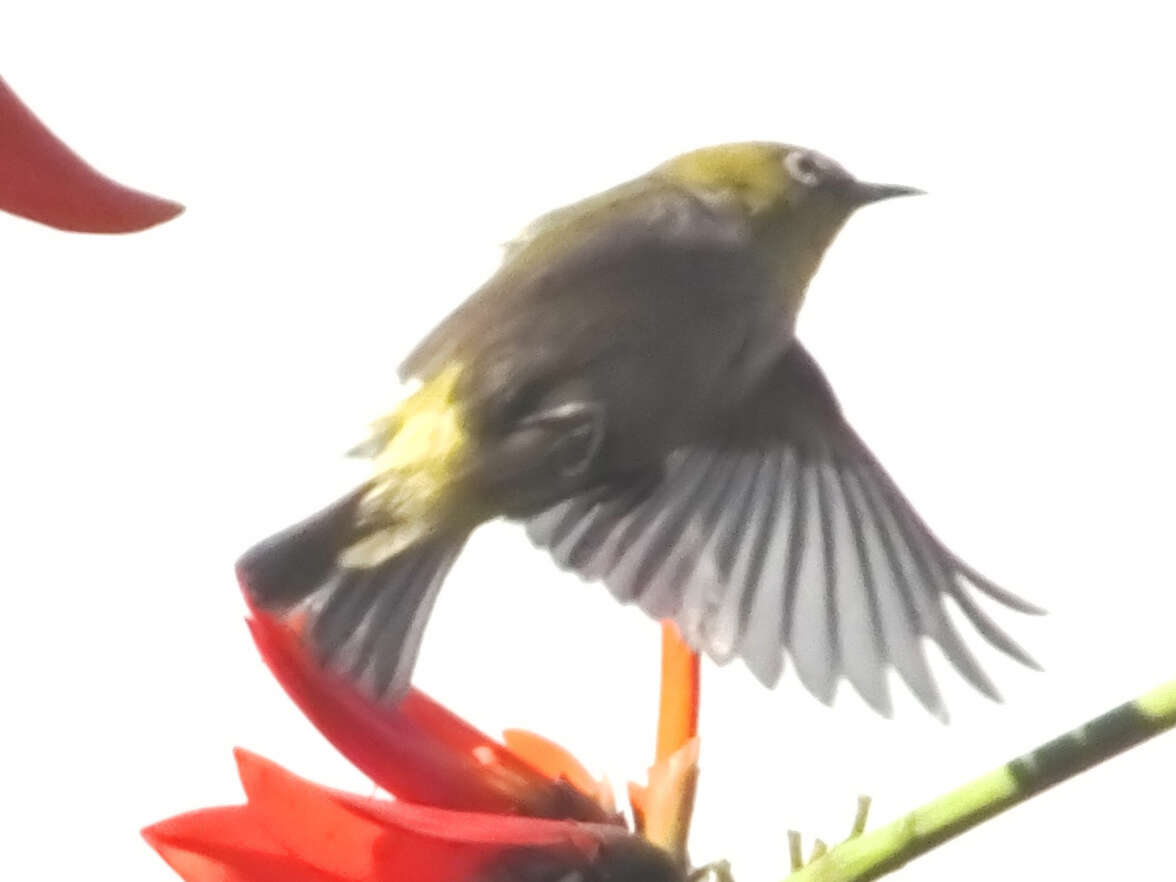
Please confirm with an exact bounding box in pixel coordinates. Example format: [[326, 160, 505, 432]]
[[783, 678, 1176, 882]]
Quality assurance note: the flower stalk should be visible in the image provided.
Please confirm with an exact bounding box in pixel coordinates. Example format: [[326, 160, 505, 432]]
[[784, 678, 1176, 882], [657, 621, 701, 762], [637, 622, 702, 866]]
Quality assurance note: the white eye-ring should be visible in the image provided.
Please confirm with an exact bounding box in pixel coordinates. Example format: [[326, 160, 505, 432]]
[[785, 150, 822, 187]]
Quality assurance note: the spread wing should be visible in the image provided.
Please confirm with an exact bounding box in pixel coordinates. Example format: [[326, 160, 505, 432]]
[[524, 343, 1042, 719], [398, 180, 752, 383]]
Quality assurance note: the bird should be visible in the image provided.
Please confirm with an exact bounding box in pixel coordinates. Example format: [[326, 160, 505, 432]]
[[236, 141, 1042, 720]]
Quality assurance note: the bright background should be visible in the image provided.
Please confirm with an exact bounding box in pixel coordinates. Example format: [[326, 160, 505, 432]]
[[2, 3, 1174, 880]]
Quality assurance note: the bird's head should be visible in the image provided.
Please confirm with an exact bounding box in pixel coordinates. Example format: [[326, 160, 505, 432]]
[[658, 141, 920, 245]]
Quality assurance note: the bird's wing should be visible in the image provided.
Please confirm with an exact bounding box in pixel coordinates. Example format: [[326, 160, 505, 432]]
[[524, 343, 1042, 719], [398, 181, 752, 382]]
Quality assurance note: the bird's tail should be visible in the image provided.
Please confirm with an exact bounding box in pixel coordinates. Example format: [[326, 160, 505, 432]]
[[236, 486, 469, 705]]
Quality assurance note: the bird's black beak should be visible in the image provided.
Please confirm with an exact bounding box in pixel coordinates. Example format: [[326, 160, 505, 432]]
[[848, 181, 924, 206]]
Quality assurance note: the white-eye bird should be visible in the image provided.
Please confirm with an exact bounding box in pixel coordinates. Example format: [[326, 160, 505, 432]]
[[237, 142, 1041, 720]]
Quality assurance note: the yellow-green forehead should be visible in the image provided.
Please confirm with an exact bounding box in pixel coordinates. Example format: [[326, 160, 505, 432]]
[[658, 142, 793, 206]]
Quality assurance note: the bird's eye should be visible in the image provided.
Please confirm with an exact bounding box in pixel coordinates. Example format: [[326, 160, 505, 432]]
[[784, 151, 823, 187]]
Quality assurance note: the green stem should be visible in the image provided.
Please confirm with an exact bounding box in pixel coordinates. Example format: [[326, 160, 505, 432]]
[[784, 678, 1176, 882]]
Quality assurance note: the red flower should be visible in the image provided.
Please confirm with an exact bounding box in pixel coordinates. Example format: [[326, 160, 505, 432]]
[[0, 75, 182, 232], [144, 608, 688, 881], [143, 749, 679, 882], [244, 607, 614, 823], [144, 575, 706, 882]]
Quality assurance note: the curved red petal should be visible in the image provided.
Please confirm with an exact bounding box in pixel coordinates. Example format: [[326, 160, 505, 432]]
[[233, 750, 549, 882], [245, 610, 609, 821], [0, 75, 183, 233], [143, 806, 282, 858], [142, 806, 344, 882], [234, 748, 385, 880]]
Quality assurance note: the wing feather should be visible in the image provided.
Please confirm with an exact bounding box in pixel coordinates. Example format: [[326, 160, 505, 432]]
[[523, 343, 1039, 717]]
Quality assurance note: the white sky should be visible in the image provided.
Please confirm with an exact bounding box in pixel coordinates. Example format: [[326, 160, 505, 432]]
[[2, 2, 1174, 881]]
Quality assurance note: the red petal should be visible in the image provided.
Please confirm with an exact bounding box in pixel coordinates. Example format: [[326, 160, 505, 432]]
[[142, 806, 344, 882], [234, 748, 385, 880], [234, 750, 562, 882], [0, 76, 183, 233], [398, 691, 521, 762], [246, 611, 609, 821], [145, 752, 638, 882]]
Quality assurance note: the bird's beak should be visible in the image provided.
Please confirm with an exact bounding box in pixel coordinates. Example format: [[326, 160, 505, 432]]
[[848, 181, 924, 206]]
